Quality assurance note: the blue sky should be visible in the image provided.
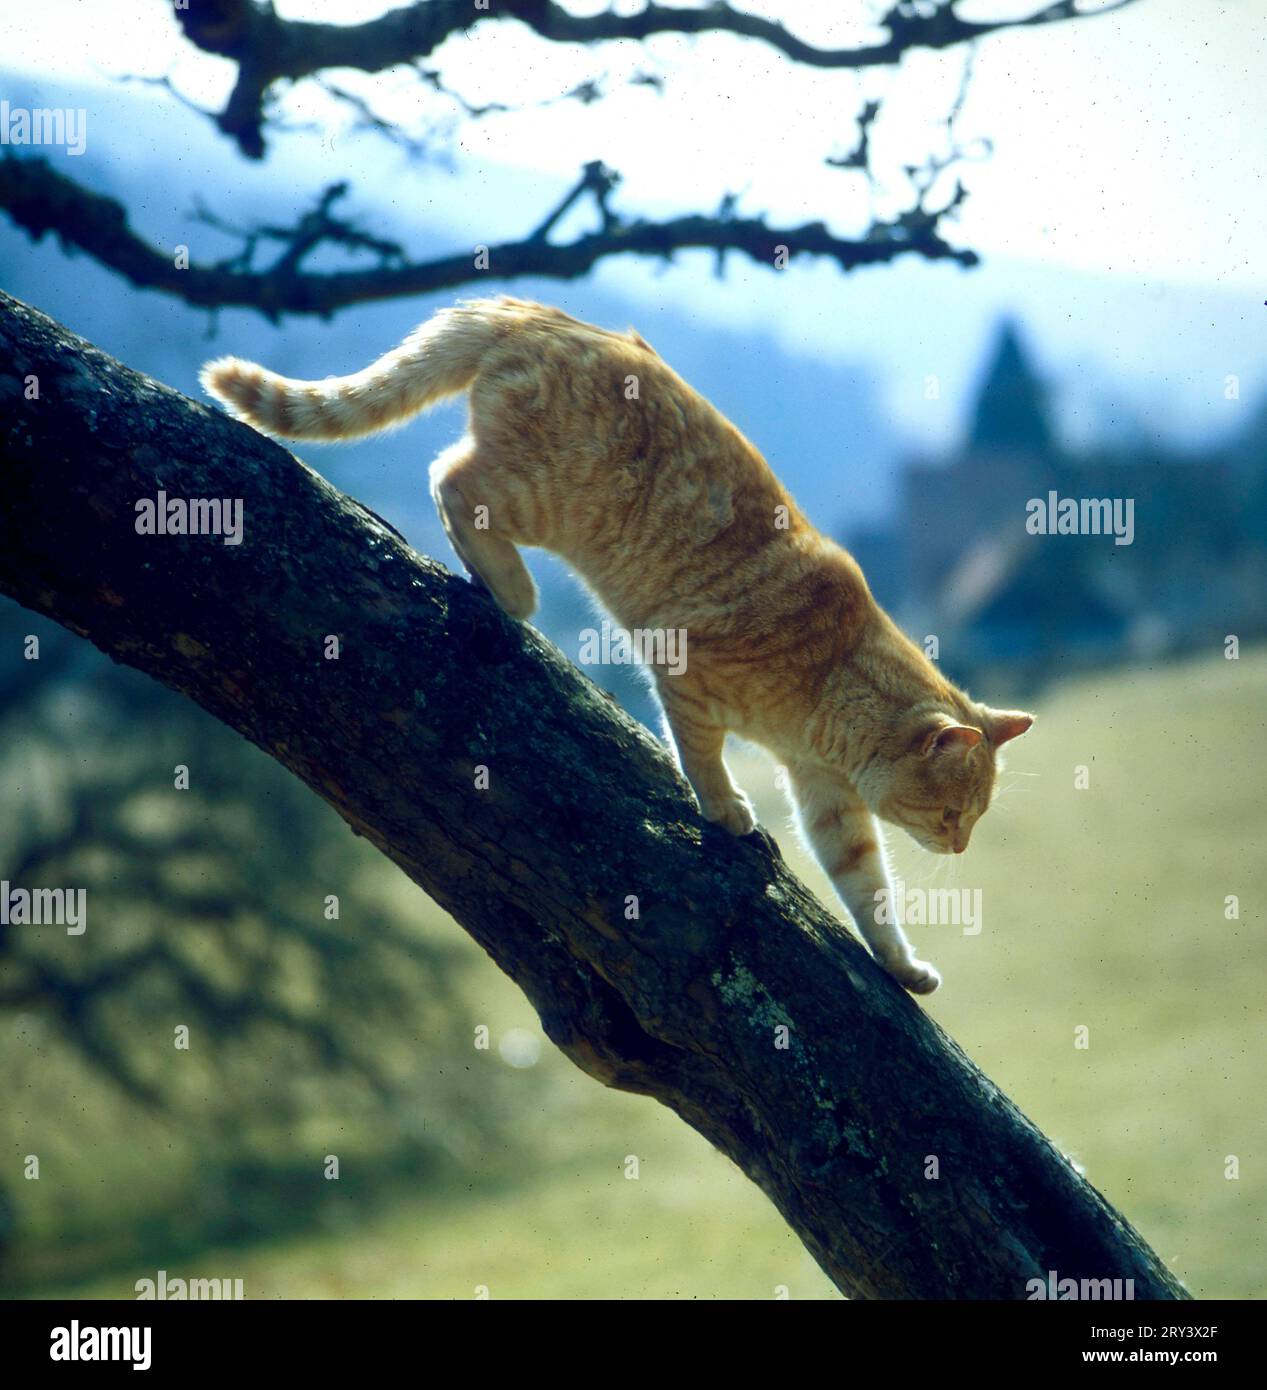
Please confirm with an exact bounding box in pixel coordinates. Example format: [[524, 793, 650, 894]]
[[3, 0, 1263, 452]]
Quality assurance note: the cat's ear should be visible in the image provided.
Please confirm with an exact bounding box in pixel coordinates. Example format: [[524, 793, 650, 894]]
[[982, 708, 1035, 747], [916, 719, 982, 757]]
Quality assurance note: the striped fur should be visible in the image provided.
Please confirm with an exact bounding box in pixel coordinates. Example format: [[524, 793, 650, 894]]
[[201, 297, 1034, 993], [201, 300, 510, 441]]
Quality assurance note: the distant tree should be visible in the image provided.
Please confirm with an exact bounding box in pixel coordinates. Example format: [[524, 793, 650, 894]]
[[0, 605, 530, 1280]]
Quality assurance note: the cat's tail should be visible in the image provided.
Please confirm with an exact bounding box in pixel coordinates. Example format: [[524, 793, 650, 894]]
[[200, 301, 507, 442]]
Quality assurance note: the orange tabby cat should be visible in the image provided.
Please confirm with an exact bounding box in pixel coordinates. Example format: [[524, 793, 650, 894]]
[[202, 297, 1032, 994]]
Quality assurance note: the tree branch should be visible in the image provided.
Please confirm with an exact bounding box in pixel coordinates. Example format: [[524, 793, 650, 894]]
[[0, 156, 975, 321], [0, 291, 1186, 1299], [171, 0, 1142, 159]]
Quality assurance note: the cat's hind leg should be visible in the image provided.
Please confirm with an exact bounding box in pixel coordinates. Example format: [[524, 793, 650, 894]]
[[430, 441, 538, 620]]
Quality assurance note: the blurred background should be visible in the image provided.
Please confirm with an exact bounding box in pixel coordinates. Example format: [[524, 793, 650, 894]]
[[0, 0, 1263, 1299]]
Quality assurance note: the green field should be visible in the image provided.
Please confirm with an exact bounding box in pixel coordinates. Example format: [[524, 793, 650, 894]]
[[28, 649, 1267, 1300]]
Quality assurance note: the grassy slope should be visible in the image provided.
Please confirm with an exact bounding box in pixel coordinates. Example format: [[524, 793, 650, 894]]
[[40, 650, 1266, 1299]]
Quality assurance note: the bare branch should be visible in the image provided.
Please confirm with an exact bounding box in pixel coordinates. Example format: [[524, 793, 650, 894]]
[[0, 155, 976, 322], [170, 0, 1143, 159], [826, 98, 884, 178]]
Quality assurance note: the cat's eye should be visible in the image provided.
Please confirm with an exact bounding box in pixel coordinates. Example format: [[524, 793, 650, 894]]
[[942, 808, 956, 822]]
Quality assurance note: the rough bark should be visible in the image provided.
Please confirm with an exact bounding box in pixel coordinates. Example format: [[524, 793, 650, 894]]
[[0, 292, 1187, 1300]]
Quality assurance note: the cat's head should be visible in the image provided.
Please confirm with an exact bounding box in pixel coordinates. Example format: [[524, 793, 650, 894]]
[[871, 706, 1033, 854]]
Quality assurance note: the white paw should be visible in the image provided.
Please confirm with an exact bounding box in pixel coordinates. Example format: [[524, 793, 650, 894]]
[[702, 792, 757, 837], [887, 956, 941, 995]]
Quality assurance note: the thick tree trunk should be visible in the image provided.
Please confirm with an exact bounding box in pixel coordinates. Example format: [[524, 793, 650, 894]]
[[0, 292, 1187, 1300]]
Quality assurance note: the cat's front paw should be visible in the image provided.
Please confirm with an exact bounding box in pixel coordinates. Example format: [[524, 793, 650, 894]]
[[886, 956, 942, 995], [702, 791, 757, 837]]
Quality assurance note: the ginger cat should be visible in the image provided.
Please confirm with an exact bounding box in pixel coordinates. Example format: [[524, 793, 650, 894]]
[[202, 297, 1032, 994]]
